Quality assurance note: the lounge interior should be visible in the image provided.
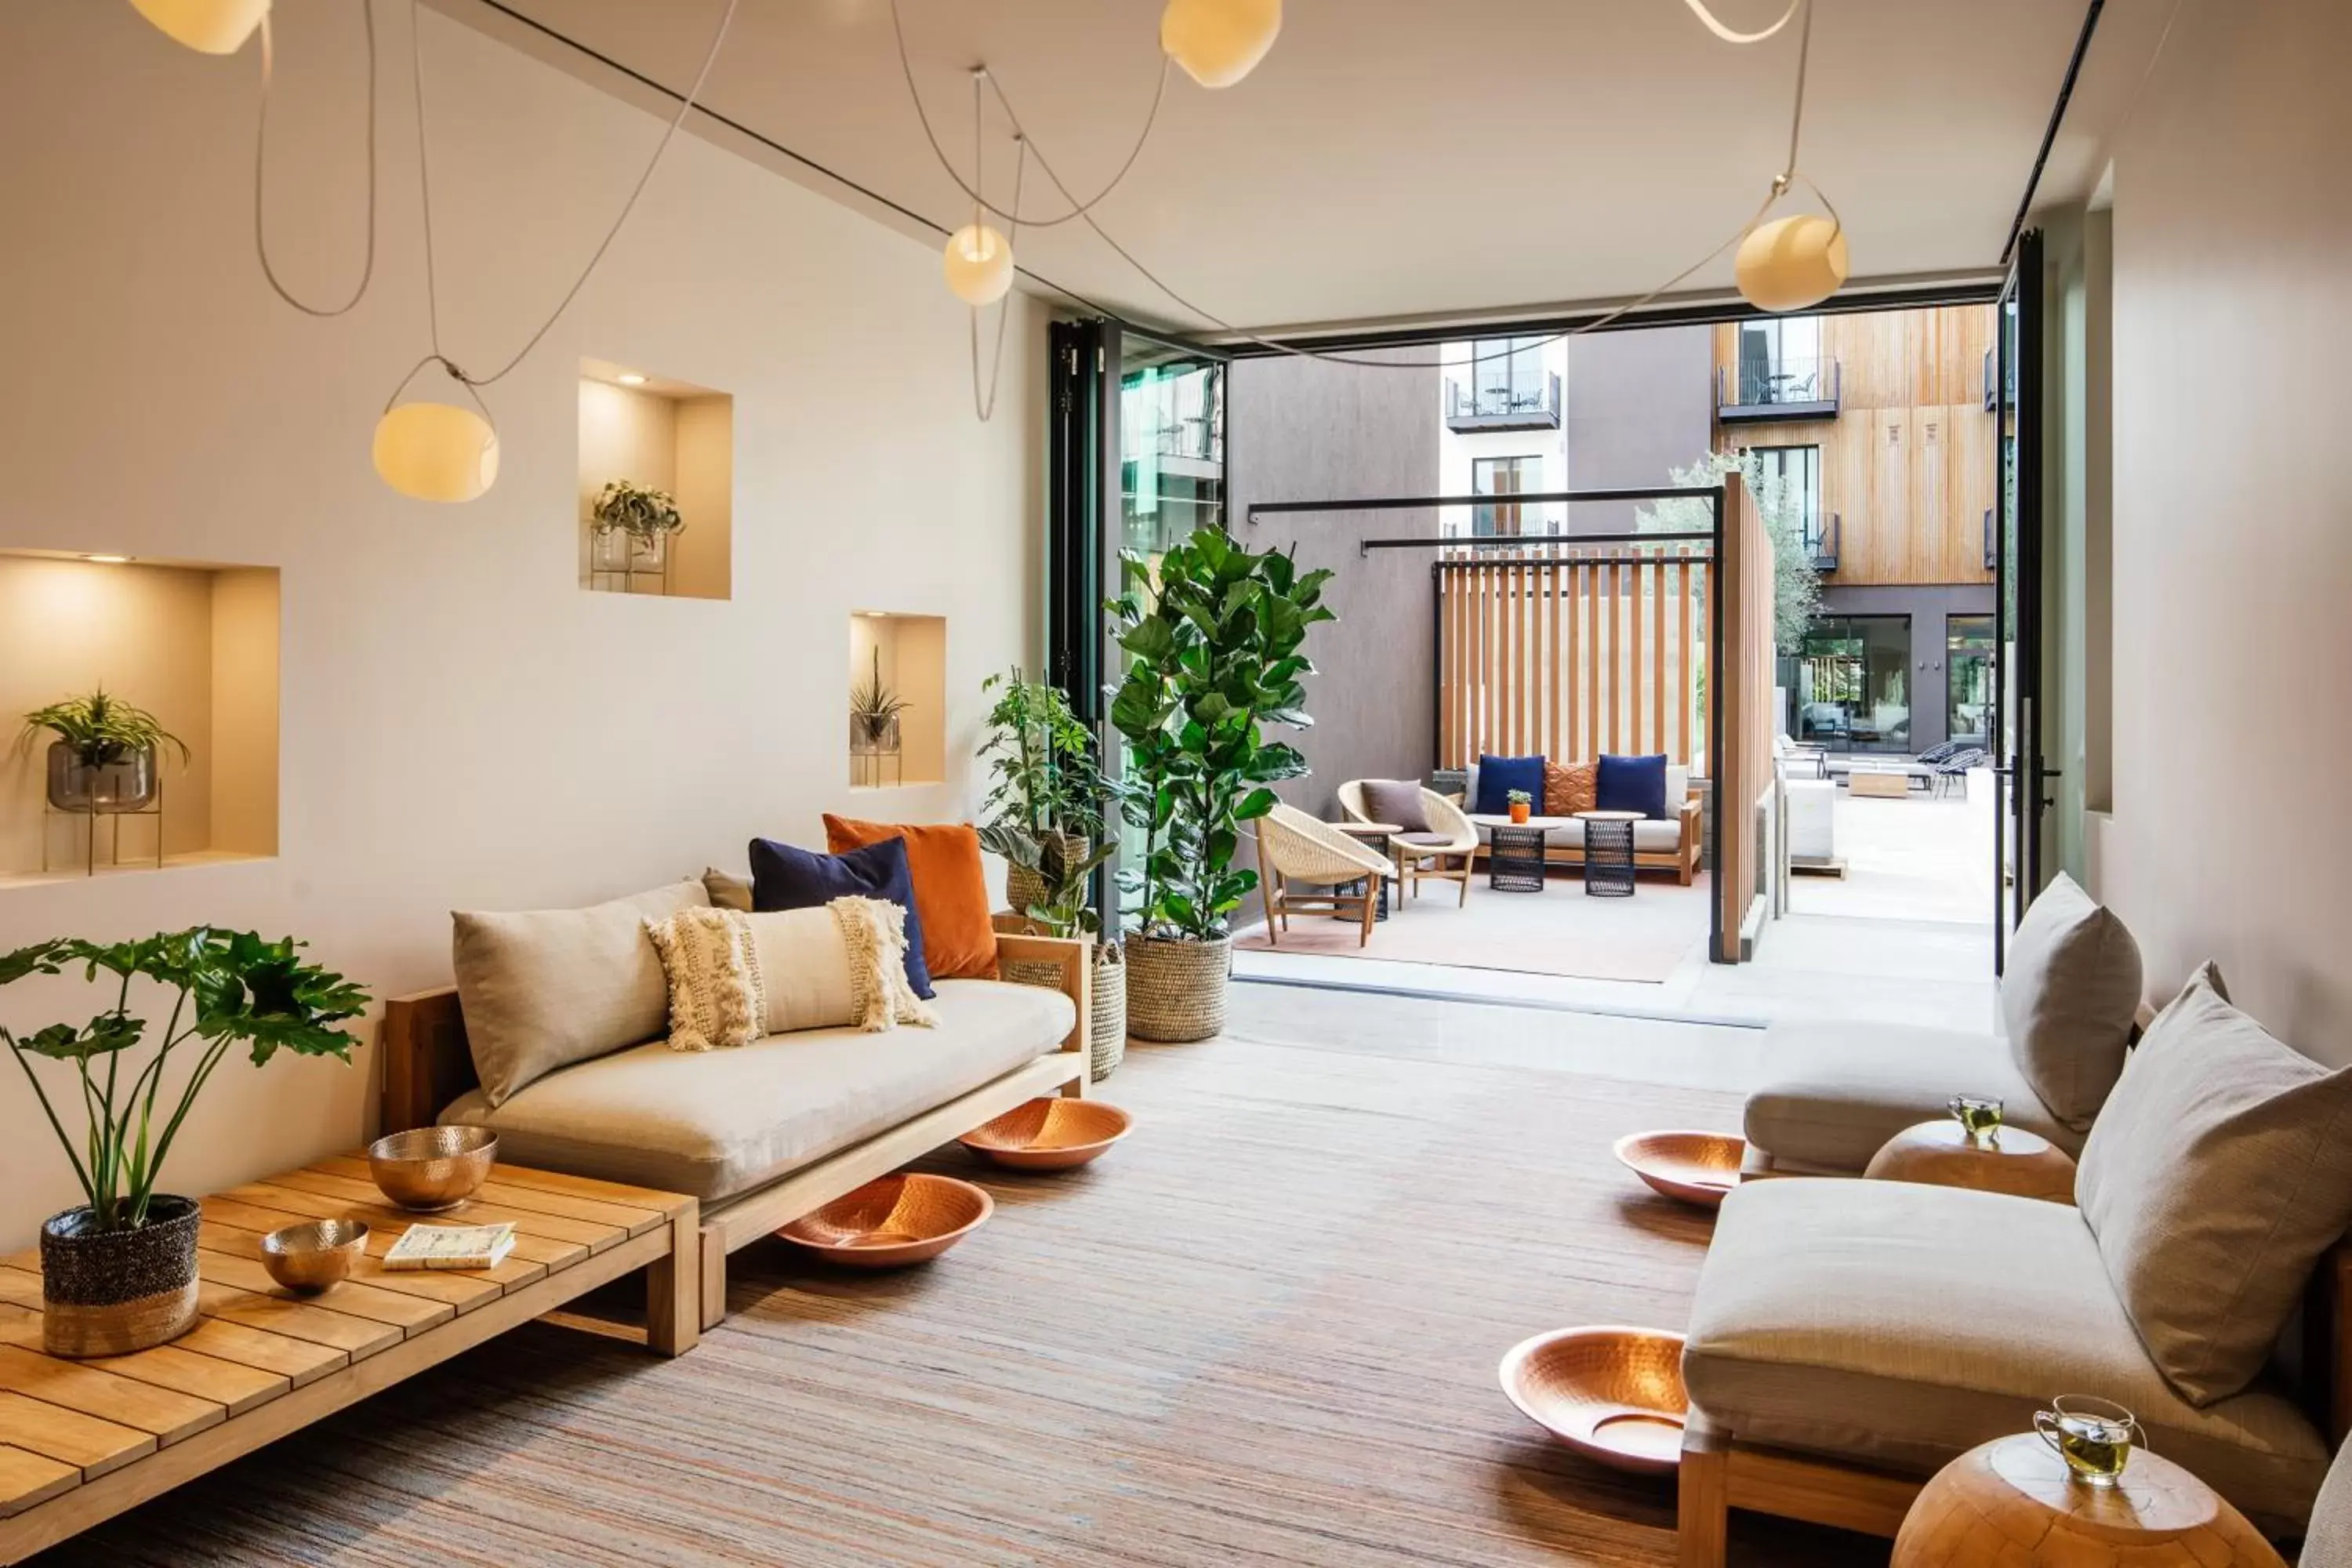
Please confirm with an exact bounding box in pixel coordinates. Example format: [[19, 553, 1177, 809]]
[[2, 2, 2349, 1565]]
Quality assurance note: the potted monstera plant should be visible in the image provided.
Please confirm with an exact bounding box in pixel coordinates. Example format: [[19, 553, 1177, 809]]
[[2, 931, 369, 1356], [1106, 528, 1333, 1043], [977, 670, 1131, 1078], [20, 688, 188, 818]]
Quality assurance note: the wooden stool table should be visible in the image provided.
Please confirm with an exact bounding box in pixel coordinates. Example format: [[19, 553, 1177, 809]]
[[0, 1155, 698, 1563], [1893, 1433, 2287, 1566], [1864, 1120, 2078, 1204]]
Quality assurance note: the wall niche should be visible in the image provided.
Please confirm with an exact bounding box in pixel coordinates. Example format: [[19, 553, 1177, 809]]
[[578, 358, 733, 600], [0, 552, 280, 887], [848, 612, 946, 789]]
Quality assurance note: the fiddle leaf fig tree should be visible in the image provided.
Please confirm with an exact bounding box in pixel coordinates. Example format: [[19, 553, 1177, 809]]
[[1106, 528, 1334, 941]]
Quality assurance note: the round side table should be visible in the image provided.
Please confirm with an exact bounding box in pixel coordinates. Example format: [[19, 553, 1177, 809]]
[[1573, 810, 1642, 898], [1864, 1120, 2078, 1205], [1487, 822, 1549, 892], [1893, 1434, 2286, 1566]]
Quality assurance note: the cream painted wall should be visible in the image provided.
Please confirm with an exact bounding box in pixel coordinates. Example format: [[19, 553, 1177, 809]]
[[0, 5, 1040, 1242], [2099, 0, 2352, 1063]]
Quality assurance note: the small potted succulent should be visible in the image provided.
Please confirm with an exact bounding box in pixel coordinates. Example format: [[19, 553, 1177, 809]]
[[3, 931, 368, 1356], [589, 478, 684, 586], [20, 688, 187, 817], [1507, 788, 1534, 825]]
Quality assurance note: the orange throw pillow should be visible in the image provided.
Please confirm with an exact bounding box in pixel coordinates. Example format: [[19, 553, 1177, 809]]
[[822, 815, 999, 981], [1544, 760, 1597, 818]]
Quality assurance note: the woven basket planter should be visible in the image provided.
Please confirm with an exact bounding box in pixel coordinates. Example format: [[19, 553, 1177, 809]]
[[1004, 833, 1088, 922], [1125, 934, 1230, 1044], [1089, 949, 1127, 1080], [39, 1196, 201, 1358]]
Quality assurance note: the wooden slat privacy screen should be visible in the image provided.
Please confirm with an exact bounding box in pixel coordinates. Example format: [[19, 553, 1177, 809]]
[[1713, 472, 1777, 962], [1436, 545, 1712, 770]]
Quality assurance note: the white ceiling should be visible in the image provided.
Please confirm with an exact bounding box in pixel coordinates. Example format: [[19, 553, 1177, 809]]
[[448, 0, 2166, 339]]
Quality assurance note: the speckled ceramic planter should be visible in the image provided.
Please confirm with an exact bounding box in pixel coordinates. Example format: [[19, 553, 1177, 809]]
[[39, 1196, 201, 1358]]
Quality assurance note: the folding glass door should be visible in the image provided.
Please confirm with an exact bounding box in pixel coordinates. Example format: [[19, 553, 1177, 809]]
[[1993, 230, 2047, 968]]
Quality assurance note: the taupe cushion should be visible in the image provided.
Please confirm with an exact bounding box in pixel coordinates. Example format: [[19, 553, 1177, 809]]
[[452, 878, 710, 1106], [439, 979, 1073, 1203], [1359, 780, 1431, 833], [2307, 1439, 2352, 1566], [702, 866, 753, 913], [1684, 1178, 2329, 1530], [2000, 871, 2142, 1130], [1743, 1019, 2077, 1174], [2077, 967, 2352, 1406]]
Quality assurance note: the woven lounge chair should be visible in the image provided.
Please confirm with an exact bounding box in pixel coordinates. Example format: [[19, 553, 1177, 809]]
[[1255, 803, 1396, 948], [1337, 781, 1476, 907]]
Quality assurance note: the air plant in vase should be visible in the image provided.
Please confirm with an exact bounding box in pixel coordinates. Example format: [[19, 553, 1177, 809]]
[[19, 688, 189, 815], [590, 479, 683, 579], [850, 648, 912, 757]]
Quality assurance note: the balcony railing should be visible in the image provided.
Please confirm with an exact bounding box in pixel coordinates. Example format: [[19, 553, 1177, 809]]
[[1717, 357, 1841, 422], [1984, 348, 2016, 411], [1146, 416, 1223, 464], [1444, 372, 1563, 432], [1803, 512, 1841, 572]]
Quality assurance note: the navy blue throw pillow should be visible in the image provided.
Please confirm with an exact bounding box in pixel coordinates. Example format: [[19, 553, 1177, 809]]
[[749, 835, 934, 999], [1595, 753, 1669, 820], [1474, 753, 1547, 817]]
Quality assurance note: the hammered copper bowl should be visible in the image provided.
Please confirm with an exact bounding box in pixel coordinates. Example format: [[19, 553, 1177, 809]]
[[777, 1174, 992, 1269], [368, 1126, 498, 1211], [260, 1219, 370, 1292], [1612, 1130, 1745, 1209], [958, 1098, 1134, 1171], [1497, 1326, 1690, 1475]]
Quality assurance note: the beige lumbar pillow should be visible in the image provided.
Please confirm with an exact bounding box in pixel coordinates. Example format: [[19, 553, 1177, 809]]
[[2076, 963, 2352, 1406], [2001, 870, 2142, 1129], [644, 898, 935, 1050], [452, 877, 710, 1105]]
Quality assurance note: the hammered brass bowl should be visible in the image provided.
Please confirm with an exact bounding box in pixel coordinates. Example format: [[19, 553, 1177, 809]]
[[368, 1126, 498, 1212], [958, 1098, 1134, 1171], [777, 1174, 992, 1269], [1612, 1130, 1745, 1209], [1498, 1326, 1690, 1475], [260, 1219, 370, 1293]]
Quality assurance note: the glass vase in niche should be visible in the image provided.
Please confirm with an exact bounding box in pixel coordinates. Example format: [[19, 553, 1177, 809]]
[[46, 742, 158, 815]]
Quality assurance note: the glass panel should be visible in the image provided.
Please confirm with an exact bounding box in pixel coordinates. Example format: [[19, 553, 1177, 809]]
[[1472, 455, 1538, 536], [1796, 615, 1911, 754], [1947, 614, 1995, 748], [1465, 336, 1549, 416], [1733, 316, 1822, 405], [1752, 445, 1821, 550]]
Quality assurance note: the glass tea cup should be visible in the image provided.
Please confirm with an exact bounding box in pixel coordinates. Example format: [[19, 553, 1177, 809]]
[[1947, 1094, 2005, 1146], [2033, 1395, 2143, 1486]]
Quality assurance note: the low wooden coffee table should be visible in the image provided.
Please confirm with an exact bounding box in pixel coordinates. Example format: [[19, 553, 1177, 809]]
[[1864, 1120, 2078, 1205], [0, 1156, 697, 1563]]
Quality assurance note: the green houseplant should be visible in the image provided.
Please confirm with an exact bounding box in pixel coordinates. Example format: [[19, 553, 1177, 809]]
[[589, 479, 684, 587], [3, 931, 369, 1356], [1106, 527, 1333, 1041], [20, 688, 189, 817]]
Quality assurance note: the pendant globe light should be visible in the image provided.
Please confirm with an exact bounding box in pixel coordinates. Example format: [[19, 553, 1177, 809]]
[[943, 223, 1014, 305], [372, 361, 499, 503], [129, 0, 270, 55], [1160, 0, 1281, 89], [1734, 210, 1847, 313]]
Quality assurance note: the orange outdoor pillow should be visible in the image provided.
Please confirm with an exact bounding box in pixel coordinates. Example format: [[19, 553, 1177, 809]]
[[822, 815, 999, 981], [1544, 760, 1598, 818]]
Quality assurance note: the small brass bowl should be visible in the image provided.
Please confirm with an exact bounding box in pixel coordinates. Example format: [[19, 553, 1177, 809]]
[[260, 1219, 370, 1293], [368, 1126, 498, 1211]]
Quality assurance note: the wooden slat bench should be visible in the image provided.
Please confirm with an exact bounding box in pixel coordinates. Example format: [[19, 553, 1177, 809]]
[[0, 1157, 696, 1563]]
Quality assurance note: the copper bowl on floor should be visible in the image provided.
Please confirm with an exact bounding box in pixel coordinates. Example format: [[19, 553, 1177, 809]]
[[777, 1174, 993, 1269], [1498, 1327, 1690, 1475], [957, 1098, 1134, 1171], [260, 1219, 370, 1293], [368, 1126, 498, 1212], [1613, 1130, 1745, 1209]]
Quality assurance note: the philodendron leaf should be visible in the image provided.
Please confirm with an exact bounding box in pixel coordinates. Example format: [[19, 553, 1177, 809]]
[[0, 942, 67, 988], [16, 1013, 144, 1061], [194, 932, 369, 1067]]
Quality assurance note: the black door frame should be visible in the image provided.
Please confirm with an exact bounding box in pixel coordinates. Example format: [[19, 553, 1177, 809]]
[[1993, 229, 2048, 970]]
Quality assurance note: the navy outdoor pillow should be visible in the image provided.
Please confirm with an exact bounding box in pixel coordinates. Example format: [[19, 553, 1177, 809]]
[[1595, 753, 1669, 820], [749, 834, 934, 999], [1475, 753, 1546, 817]]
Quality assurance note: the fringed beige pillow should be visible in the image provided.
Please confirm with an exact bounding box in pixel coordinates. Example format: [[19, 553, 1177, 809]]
[[827, 895, 938, 1033], [649, 898, 936, 1048], [643, 906, 764, 1053]]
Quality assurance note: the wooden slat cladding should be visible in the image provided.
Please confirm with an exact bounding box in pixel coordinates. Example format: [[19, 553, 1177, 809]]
[[1715, 473, 1777, 962], [1436, 543, 1711, 770]]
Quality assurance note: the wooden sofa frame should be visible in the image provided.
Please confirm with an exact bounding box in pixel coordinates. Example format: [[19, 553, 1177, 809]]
[[1675, 1238, 2352, 1565], [379, 931, 1092, 1334]]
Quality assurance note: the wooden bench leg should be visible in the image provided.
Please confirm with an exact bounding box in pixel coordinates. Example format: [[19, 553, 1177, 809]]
[[1679, 1417, 1730, 1568], [697, 1224, 728, 1334], [645, 1207, 700, 1356]]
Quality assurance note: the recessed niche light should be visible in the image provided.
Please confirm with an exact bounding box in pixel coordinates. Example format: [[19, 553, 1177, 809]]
[[860, 610, 890, 619], [82, 554, 132, 564], [616, 372, 648, 387]]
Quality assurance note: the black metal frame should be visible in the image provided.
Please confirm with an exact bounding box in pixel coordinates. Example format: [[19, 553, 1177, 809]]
[[1993, 230, 2048, 971]]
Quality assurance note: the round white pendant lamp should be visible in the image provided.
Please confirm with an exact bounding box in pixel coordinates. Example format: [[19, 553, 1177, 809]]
[[128, 0, 270, 55], [1160, 0, 1282, 89], [372, 401, 500, 503], [1733, 212, 1849, 313], [944, 223, 1014, 306]]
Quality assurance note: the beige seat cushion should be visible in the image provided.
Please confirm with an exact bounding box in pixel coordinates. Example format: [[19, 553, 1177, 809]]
[[2307, 1439, 2352, 1566], [2000, 870, 2142, 1130], [1743, 1020, 2076, 1174], [1472, 819, 1686, 855], [452, 877, 710, 1106], [1684, 1178, 2329, 1530], [441, 979, 1073, 1203], [2078, 966, 2352, 1406]]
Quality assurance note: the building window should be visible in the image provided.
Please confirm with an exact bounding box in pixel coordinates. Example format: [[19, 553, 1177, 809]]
[[1947, 615, 1995, 749], [1733, 315, 1822, 405], [1797, 614, 1910, 754], [1750, 445, 1821, 545], [1472, 455, 1540, 537], [1468, 337, 1549, 417]]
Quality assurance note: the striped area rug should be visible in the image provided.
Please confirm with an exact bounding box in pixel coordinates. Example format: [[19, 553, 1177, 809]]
[[40, 990, 1881, 1566]]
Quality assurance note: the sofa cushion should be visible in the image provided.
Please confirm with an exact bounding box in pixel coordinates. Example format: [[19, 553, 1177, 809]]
[[440, 979, 1073, 1203], [702, 866, 753, 913], [822, 816, 999, 982], [1684, 1179, 2329, 1530], [452, 877, 710, 1107], [1595, 753, 1668, 818], [2307, 1440, 2352, 1567], [2000, 871, 2143, 1130], [750, 834, 932, 998], [1471, 819, 1686, 855], [2077, 967, 2352, 1406], [1359, 779, 1432, 834], [1473, 753, 1544, 816], [1541, 760, 1596, 818], [1744, 1019, 2077, 1174]]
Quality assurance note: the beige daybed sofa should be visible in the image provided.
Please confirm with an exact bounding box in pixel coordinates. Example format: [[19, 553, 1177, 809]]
[[380, 877, 1091, 1332]]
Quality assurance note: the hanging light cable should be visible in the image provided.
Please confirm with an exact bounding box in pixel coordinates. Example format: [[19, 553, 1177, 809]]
[[1730, 0, 1846, 312], [970, 140, 1028, 422], [252, 1, 379, 318], [943, 70, 1015, 306]]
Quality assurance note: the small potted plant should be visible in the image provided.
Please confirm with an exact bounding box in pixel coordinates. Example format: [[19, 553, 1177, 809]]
[[3, 931, 368, 1356], [20, 688, 188, 817], [589, 479, 684, 586], [850, 649, 912, 779], [1508, 788, 1534, 826]]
